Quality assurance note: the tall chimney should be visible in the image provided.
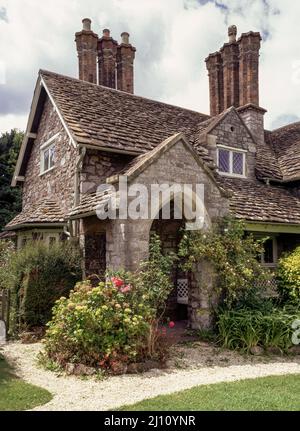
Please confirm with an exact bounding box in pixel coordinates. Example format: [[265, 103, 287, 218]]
[[205, 52, 224, 116], [116, 32, 136, 94], [75, 18, 98, 83], [238, 31, 262, 106], [98, 29, 118, 88], [220, 25, 240, 109]]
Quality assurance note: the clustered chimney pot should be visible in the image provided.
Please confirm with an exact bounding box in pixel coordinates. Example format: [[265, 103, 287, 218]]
[[102, 29, 111, 37], [228, 25, 237, 43], [82, 18, 92, 31], [121, 32, 130, 45]]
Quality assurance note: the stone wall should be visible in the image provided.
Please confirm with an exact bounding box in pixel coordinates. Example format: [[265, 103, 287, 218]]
[[206, 109, 257, 179], [105, 137, 229, 329], [80, 149, 133, 194], [22, 97, 78, 213]]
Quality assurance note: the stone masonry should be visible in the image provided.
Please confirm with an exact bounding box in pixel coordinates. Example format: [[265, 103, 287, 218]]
[[22, 98, 78, 214]]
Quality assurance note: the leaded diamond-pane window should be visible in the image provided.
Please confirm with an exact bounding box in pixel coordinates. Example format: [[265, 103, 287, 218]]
[[217, 147, 246, 177], [218, 149, 230, 173], [232, 152, 243, 175]]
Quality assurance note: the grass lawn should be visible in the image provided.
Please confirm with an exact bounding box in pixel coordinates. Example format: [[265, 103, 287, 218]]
[[118, 374, 300, 411], [0, 352, 52, 411]]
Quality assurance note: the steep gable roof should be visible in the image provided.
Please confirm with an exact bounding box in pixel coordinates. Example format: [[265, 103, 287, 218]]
[[13, 70, 212, 185], [40, 70, 210, 154]]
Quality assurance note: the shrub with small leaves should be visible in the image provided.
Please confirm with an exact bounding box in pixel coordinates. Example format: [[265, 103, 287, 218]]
[[277, 246, 300, 305]]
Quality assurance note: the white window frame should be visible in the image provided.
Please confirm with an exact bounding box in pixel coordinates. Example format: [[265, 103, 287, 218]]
[[40, 133, 60, 175], [217, 145, 246, 178]]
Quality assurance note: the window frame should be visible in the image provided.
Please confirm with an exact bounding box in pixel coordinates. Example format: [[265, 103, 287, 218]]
[[217, 145, 246, 178], [40, 133, 59, 175], [261, 237, 278, 268]]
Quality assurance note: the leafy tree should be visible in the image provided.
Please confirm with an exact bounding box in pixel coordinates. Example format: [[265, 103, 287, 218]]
[[0, 129, 23, 231]]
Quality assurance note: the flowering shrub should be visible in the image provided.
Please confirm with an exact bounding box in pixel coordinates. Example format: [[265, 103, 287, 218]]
[[277, 247, 300, 305], [43, 235, 175, 371], [44, 278, 154, 369]]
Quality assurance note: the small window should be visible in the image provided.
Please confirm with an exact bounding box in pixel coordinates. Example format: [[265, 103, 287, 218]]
[[217, 147, 245, 177], [40, 133, 59, 174], [42, 144, 55, 173]]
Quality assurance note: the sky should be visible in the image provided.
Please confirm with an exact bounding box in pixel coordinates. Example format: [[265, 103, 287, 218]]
[[0, 0, 299, 133]]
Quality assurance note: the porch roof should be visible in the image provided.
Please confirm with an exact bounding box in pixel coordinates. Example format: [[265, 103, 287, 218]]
[[5, 199, 66, 230]]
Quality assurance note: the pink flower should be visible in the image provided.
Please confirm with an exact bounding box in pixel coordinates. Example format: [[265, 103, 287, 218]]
[[111, 277, 124, 288], [120, 284, 132, 294], [169, 321, 175, 329]]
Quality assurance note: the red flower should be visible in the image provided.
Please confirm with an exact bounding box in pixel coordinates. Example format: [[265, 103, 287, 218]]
[[169, 321, 175, 329], [111, 277, 124, 288], [120, 284, 132, 294]]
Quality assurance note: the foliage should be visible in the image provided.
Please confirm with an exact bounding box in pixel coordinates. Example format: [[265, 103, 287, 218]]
[[217, 305, 300, 352], [117, 374, 300, 411], [7, 241, 81, 329], [277, 246, 300, 305], [135, 233, 176, 316], [42, 235, 176, 371], [0, 240, 15, 289], [43, 279, 152, 369], [179, 217, 270, 308], [0, 129, 23, 231]]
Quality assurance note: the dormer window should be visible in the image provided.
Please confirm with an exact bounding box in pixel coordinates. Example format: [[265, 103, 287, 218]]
[[217, 145, 246, 178], [40, 133, 59, 174]]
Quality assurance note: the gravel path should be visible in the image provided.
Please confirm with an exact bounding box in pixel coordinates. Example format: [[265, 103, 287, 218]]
[[2, 342, 300, 411]]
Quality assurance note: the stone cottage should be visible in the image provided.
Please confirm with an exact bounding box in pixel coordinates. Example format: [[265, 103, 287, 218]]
[[5, 19, 300, 328]]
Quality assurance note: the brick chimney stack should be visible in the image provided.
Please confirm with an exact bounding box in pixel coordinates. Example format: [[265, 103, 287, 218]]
[[238, 31, 262, 106], [116, 32, 136, 94], [98, 29, 118, 89], [75, 18, 98, 83], [205, 52, 224, 117], [220, 25, 240, 109], [205, 26, 266, 144], [205, 26, 263, 115]]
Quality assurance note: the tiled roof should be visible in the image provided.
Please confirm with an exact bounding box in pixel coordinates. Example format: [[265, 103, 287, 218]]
[[256, 122, 300, 183], [69, 191, 114, 218], [5, 200, 65, 230], [221, 177, 300, 224], [40, 70, 210, 155], [270, 122, 300, 182]]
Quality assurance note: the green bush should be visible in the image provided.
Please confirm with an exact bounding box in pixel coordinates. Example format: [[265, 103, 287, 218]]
[[179, 217, 270, 308], [0, 240, 15, 290], [8, 241, 81, 329], [43, 235, 175, 371], [277, 246, 300, 305], [217, 306, 300, 352]]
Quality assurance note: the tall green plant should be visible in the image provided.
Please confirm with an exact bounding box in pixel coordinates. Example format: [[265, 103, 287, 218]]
[[8, 241, 81, 329]]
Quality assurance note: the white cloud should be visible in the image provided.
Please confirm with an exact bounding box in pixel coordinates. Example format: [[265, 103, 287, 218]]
[[0, 0, 299, 132]]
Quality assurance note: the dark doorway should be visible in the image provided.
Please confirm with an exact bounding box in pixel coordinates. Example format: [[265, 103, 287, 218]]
[[150, 202, 189, 323]]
